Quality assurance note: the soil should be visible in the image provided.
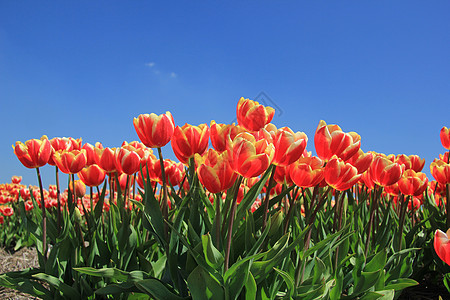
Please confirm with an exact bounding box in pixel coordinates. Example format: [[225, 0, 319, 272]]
[[0, 247, 39, 300]]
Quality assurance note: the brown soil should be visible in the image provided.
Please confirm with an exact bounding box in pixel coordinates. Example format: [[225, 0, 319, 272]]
[[0, 247, 39, 300]]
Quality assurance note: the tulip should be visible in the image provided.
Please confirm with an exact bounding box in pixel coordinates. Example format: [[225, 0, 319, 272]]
[[13, 136, 52, 169], [195, 149, 237, 194], [314, 120, 360, 162], [227, 132, 275, 178], [48, 137, 76, 166], [396, 154, 425, 172], [398, 169, 428, 197], [95, 147, 117, 174], [347, 149, 373, 174], [69, 180, 86, 198], [53, 149, 87, 174], [271, 127, 308, 167], [369, 155, 404, 187], [441, 126, 450, 150], [430, 159, 450, 185], [171, 123, 210, 164], [210, 121, 245, 152], [11, 176, 22, 184], [115, 146, 141, 175], [236, 97, 275, 132], [273, 165, 294, 186], [78, 164, 106, 187], [133, 112, 175, 148], [82, 142, 103, 166], [324, 156, 361, 191], [290, 156, 325, 188], [434, 229, 450, 266]]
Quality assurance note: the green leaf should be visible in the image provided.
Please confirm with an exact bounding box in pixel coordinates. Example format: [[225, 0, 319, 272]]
[[0, 272, 52, 300], [365, 249, 387, 272], [32, 273, 81, 300], [359, 289, 395, 300], [244, 272, 257, 300], [74, 267, 151, 282], [273, 267, 295, 299], [384, 278, 418, 291], [202, 233, 224, 269], [187, 266, 225, 300], [136, 279, 186, 300]]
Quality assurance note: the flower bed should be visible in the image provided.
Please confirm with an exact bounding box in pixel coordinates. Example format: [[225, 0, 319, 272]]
[[1, 97, 450, 299]]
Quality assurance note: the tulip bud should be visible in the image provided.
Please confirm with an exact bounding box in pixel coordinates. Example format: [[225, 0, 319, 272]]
[[74, 207, 82, 224], [269, 210, 284, 237]]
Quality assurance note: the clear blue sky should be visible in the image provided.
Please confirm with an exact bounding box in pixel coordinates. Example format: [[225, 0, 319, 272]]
[[1, 1, 449, 187]]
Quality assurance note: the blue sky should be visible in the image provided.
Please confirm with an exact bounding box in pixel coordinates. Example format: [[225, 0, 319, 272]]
[[1, 1, 449, 187]]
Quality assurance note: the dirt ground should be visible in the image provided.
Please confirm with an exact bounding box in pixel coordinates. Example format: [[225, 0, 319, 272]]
[[0, 247, 39, 300]]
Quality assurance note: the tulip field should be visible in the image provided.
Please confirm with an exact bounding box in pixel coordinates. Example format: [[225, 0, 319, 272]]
[[1, 97, 450, 299]]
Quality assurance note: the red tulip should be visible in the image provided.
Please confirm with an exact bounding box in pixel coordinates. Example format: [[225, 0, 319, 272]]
[[369, 155, 404, 187], [95, 147, 117, 174], [172, 123, 210, 164], [210, 121, 245, 152], [273, 165, 294, 186], [1, 206, 14, 217], [195, 149, 237, 194], [290, 156, 325, 188], [115, 146, 141, 175], [78, 164, 106, 187], [227, 132, 275, 178], [430, 159, 450, 185], [53, 149, 87, 174], [69, 180, 86, 198], [434, 229, 450, 266], [236, 97, 275, 132], [11, 176, 22, 184], [134, 112, 175, 148], [324, 156, 361, 191], [346, 149, 373, 174], [396, 154, 425, 172], [271, 127, 308, 167], [398, 169, 428, 196], [441, 127, 450, 150], [81, 142, 103, 166], [13, 136, 52, 169], [314, 120, 360, 162]]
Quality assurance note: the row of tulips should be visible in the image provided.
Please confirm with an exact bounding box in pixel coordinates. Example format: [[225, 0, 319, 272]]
[[0, 97, 450, 299]]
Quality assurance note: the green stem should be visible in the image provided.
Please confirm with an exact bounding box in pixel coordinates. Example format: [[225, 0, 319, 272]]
[[55, 166, 61, 234], [262, 165, 276, 231], [36, 167, 47, 262], [215, 193, 222, 250], [224, 175, 243, 272], [157, 147, 169, 239]]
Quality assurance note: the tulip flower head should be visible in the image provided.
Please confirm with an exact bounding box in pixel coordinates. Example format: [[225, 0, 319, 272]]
[[398, 169, 428, 197], [195, 149, 238, 194], [171, 123, 210, 164], [369, 155, 404, 187], [236, 97, 275, 132], [53, 149, 87, 174], [134, 112, 175, 148], [324, 156, 361, 191], [78, 164, 106, 187], [271, 127, 308, 167], [227, 132, 275, 178], [434, 229, 450, 266], [430, 159, 450, 185], [290, 156, 325, 188], [210, 121, 245, 153], [314, 120, 361, 162], [13, 136, 52, 169], [441, 126, 450, 150]]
